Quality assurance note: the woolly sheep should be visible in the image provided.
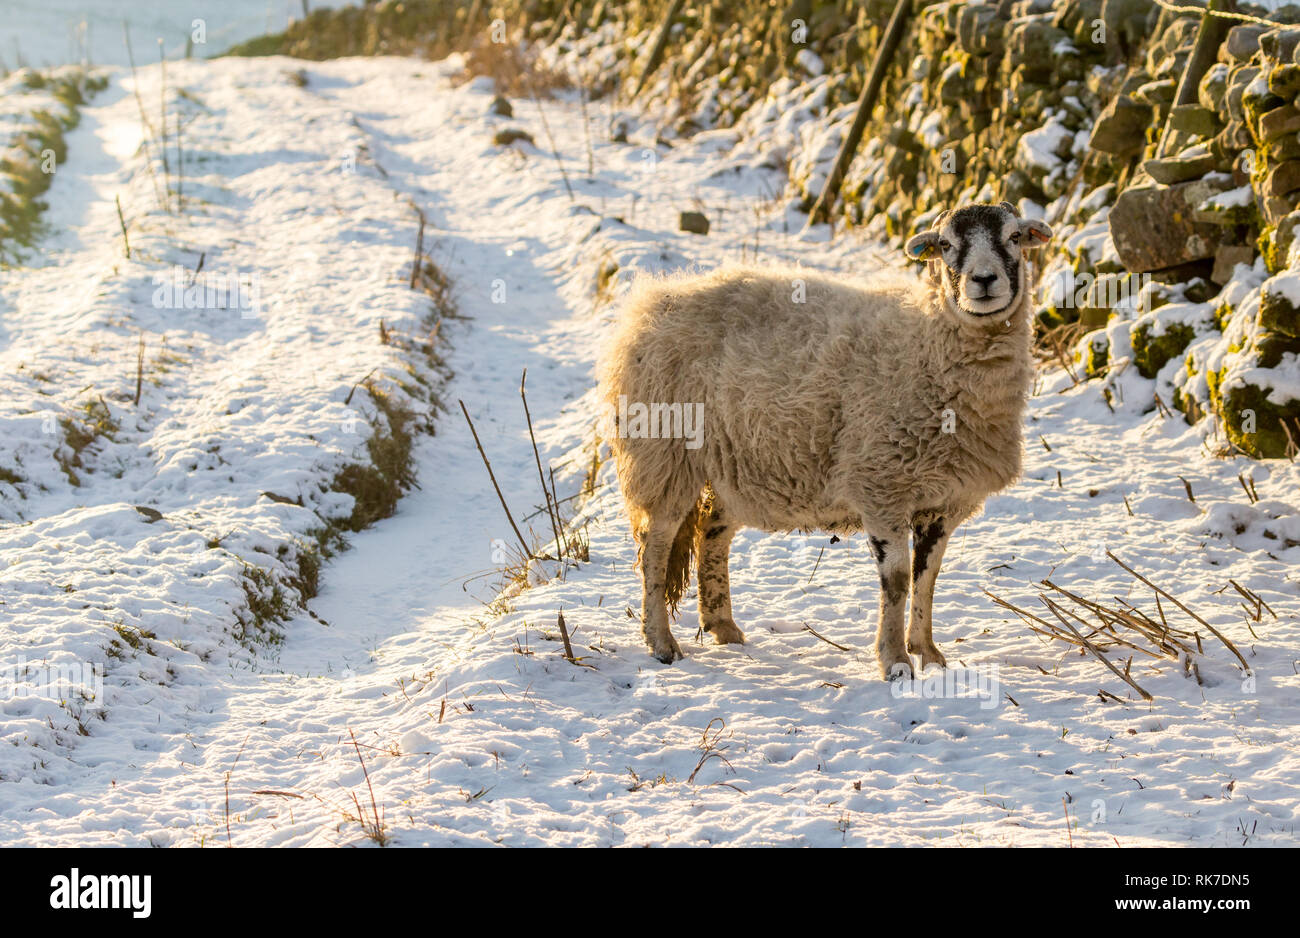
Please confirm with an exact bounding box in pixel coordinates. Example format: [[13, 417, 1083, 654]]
[[597, 202, 1053, 679]]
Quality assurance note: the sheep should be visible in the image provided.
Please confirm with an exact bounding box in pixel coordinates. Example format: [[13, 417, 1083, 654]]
[[597, 201, 1052, 679]]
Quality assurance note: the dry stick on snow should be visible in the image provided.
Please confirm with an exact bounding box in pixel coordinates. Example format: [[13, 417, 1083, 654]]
[[578, 80, 595, 178], [556, 610, 593, 667], [1106, 550, 1250, 672], [225, 733, 250, 847], [343, 368, 377, 406], [174, 104, 183, 211], [459, 399, 532, 561], [158, 40, 171, 210], [803, 622, 851, 652], [347, 728, 389, 846], [1062, 796, 1074, 848], [806, 545, 826, 584], [409, 206, 426, 289], [115, 194, 130, 258], [188, 251, 206, 288], [1237, 472, 1259, 504], [548, 465, 565, 548], [1229, 578, 1276, 620], [1178, 476, 1196, 502], [122, 24, 164, 209], [1043, 597, 1153, 701], [1041, 579, 1188, 658], [557, 610, 575, 659], [1280, 416, 1299, 462], [133, 334, 145, 406], [521, 369, 565, 564], [525, 76, 575, 202], [984, 588, 1060, 631]]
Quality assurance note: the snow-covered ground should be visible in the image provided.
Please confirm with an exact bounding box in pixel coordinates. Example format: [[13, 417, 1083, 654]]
[[1, 51, 1299, 847]]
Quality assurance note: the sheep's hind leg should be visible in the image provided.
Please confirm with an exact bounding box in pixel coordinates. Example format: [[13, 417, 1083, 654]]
[[868, 528, 912, 680], [637, 515, 685, 663], [907, 516, 951, 670], [696, 497, 744, 645]]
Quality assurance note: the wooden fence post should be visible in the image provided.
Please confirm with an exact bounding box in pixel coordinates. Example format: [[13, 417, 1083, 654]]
[[808, 0, 911, 226], [633, 0, 686, 98], [1155, 0, 1236, 158]]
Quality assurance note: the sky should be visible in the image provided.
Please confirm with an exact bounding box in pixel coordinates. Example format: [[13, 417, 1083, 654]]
[[1, 0, 352, 68]]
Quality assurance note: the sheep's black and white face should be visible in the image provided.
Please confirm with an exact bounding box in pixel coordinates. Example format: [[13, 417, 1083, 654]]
[[905, 202, 1052, 321]]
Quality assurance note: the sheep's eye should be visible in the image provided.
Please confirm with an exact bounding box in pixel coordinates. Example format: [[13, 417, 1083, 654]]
[[1009, 231, 1021, 243], [938, 239, 951, 251]]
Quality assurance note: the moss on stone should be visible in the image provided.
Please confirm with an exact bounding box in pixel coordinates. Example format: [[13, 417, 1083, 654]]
[[1132, 321, 1196, 378], [1216, 378, 1300, 458]]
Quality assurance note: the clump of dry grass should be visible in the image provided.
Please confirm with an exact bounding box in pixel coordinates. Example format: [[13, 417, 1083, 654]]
[[456, 30, 571, 98], [985, 551, 1257, 701], [57, 395, 119, 485]]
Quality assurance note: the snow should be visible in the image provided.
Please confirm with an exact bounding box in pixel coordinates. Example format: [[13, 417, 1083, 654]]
[[1134, 300, 1215, 340], [1, 51, 1299, 848]]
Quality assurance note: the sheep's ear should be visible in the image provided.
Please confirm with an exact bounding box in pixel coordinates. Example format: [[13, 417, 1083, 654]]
[[1017, 218, 1053, 245], [999, 200, 1018, 217], [905, 230, 940, 261]]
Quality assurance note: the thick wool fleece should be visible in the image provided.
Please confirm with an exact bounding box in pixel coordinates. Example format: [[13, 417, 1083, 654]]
[[597, 263, 1033, 545]]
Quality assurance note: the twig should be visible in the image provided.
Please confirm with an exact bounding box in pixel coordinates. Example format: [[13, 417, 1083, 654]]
[[158, 40, 170, 210], [122, 23, 164, 209], [806, 546, 826, 585], [1229, 578, 1276, 619], [408, 205, 425, 289], [133, 333, 145, 406], [802, 622, 850, 652], [1043, 597, 1153, 701], [459, 399, 531, 561], [524, 75, 575, 201], [558, 609, 575, 659], [114, 194, 130, 258], [343, 368, 377, 406], [521, 369, 565, 563], [1106, 551, 1250, 672], [347, 727, 389, 846]]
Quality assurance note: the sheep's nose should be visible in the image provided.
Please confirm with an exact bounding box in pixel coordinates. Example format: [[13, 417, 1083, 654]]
[[971, 273, 997, 288]]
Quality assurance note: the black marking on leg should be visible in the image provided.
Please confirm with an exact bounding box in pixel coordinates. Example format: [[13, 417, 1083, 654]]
[[867, 536, 888, 564], [912, 519, 945, 580], [879, 569, 908, 605], [704, 525, 729, 540]]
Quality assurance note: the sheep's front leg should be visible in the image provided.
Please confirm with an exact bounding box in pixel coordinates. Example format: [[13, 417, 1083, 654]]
[[696, 499, 744, 645], [638, 520, 683, 664], [908, 517, 951, 670], [868, 529, 911, 680]]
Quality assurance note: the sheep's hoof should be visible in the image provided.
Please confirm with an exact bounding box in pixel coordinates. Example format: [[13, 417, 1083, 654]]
[[648, 633, 683, 664], [880, 657, 914, 682], [704, 620, 746, 645], [907, 640, 947, 670]]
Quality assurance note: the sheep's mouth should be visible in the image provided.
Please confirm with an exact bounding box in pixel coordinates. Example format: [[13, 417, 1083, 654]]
[[959, 296, 1012, 317]]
